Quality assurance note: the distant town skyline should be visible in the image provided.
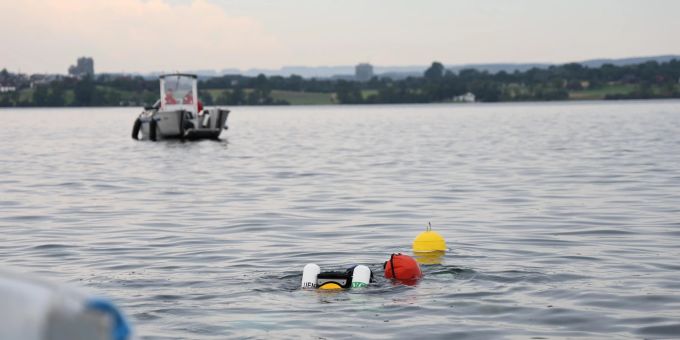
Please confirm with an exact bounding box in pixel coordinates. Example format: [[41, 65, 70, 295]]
[[1, 0, 679, 74]]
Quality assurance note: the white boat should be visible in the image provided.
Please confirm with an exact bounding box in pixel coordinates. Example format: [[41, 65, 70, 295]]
[[132, 73, 229, 141]]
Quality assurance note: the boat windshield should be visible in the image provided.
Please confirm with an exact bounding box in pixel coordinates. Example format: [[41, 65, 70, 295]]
[[163, 75, 194, 105]]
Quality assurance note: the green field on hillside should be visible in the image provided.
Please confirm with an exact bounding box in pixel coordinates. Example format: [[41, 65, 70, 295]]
[[361, 89, 378, 99], [203, 88, 334, 105], [270, 90, 334, 105], [569, 84, 637, 100]]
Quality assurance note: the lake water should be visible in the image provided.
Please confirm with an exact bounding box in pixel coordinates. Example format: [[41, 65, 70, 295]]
[[1, 101, 680, 339]]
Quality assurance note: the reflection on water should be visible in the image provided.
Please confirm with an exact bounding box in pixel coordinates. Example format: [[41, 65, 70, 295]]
[[414, 251, 446, 265], [1, 101, 680, 339]]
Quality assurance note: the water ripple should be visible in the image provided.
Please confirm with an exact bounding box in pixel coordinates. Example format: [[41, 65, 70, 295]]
[[1, 102, 680, 339]]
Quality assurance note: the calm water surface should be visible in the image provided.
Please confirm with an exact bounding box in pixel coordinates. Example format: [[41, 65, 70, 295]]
[[1, 101, 680, 339]]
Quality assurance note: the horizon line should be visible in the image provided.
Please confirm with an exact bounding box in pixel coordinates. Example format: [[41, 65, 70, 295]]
[[4, 53, 680, 76]]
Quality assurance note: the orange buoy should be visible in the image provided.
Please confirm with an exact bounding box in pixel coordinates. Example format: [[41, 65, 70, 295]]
[[383, 253, 422, 285]]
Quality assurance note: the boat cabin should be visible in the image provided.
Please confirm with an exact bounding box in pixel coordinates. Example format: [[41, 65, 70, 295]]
[[160, 73, 198, 114]]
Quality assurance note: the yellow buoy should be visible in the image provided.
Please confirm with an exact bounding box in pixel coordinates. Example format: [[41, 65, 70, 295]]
[[318, 282, 343, 290], [412, 222, 446, 252]]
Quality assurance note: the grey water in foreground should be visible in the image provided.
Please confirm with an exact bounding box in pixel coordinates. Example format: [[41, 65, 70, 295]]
[[1, 101, 680, 339]]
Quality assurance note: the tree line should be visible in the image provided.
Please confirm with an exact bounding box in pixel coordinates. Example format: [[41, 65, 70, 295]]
[[2, 59, 680, 107]]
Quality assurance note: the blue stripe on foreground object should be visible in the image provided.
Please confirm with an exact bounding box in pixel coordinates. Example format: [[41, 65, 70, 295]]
[[86, 298, 131, 340]]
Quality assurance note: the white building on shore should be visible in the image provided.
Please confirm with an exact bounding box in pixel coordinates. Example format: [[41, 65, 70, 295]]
[[453, 92, 475, 103]]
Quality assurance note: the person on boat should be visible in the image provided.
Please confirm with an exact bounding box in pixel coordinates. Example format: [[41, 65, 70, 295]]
[[165, 89, 177, 104], [183, 90, 193, 104]]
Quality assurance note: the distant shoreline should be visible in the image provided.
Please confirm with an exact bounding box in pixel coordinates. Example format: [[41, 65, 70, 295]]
[[3, 59, 680, 107], [3, 97, 680, 110]]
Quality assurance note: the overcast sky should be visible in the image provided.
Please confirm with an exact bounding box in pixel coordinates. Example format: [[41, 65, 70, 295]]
[[1, 0, 679, 74]]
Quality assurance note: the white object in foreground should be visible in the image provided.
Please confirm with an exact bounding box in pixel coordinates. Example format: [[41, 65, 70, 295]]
[[0, 270, 131, 340]]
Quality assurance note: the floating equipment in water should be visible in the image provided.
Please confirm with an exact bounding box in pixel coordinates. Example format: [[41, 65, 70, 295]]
[[301, 263, 321, 289], [351, 265, 371, 288], [318, 282, 343, 290], [412, 222, 446, 253], [317, 271, 350, 290], [0, 269, 131, 340], [301, 264, 372, 290], [383, 253, 422, 284]]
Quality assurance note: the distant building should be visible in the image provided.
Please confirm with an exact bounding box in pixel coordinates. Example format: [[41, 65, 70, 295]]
[[29, 74, 62, 88], [68, 57, 95, 78], [453, 92, 475, 103], [0, 85, 16, 93], [355, 63, 374, 82]]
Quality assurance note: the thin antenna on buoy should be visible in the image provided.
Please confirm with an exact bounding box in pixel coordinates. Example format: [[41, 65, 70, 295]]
[[428, 222, 432, 231]]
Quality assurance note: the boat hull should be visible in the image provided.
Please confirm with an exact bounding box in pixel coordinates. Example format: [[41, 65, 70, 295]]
[[133, 108, 230, 141]]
